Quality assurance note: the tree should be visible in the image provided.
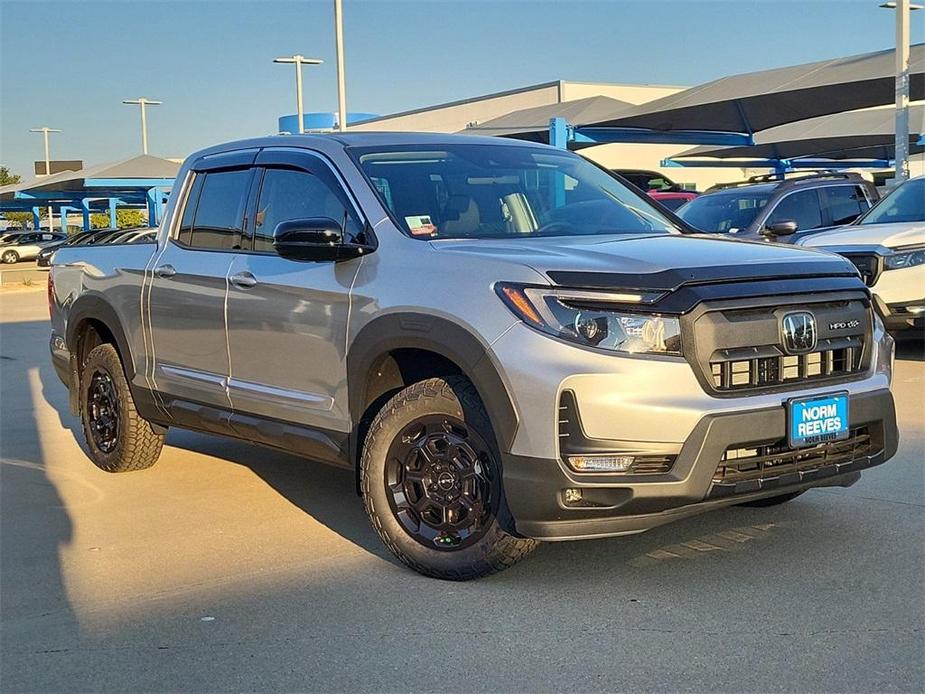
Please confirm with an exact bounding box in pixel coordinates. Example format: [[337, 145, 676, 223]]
[[0, 166, 21, 185], [0, 166, 30, 228], [89, 209, 147, 229]]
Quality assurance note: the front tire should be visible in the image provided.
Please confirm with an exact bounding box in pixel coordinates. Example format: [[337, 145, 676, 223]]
[[361, 376, 537, 580], [2, 250, 19, 264], [79, 343, 164, 472]]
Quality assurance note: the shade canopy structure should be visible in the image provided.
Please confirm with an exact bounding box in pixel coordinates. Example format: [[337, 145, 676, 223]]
[[6, 154, 179, 195], [461, 95, 634, 144], [0, 154, 179, 231], [670, 104, 925, 163], [590, 44, 925, 136]]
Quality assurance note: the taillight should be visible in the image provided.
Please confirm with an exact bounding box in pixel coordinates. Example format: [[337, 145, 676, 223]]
[[47, 270, 55, 319]]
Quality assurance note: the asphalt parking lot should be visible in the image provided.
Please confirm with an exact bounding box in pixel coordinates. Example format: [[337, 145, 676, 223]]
[[1, 289, 922, 692]]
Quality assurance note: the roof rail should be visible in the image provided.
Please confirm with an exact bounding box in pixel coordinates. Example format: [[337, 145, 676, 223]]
[[706, 170, 862, 192]]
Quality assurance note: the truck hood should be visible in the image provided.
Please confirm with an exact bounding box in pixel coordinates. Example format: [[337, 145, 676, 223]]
[[796, 222, 925, 250], [431, 233, 857, 290]]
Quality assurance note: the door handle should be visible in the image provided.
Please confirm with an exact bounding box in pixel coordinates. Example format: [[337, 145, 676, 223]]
[[230, 271, 257, 289], [154, 264, 176, 279]]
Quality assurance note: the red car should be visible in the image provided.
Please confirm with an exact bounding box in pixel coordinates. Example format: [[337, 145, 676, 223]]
[[647, 189, 699, 211], [611, 169, 699, 211]]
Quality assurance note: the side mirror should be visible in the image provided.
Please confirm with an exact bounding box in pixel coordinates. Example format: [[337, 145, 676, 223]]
[[762, 220, 798, 237], [273, 217, 370, 262]]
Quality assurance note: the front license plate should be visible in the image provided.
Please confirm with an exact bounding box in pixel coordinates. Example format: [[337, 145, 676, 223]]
[[788, 392, 849, 448]]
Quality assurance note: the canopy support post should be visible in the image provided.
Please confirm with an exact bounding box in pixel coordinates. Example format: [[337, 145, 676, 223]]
[[146, 187, 163, 227], [109, 198, 118, 228], [549, 117, 570, 149], [31, 207, 41, 230], [81, 199, 91, 231], [59, 206, 69, 233]]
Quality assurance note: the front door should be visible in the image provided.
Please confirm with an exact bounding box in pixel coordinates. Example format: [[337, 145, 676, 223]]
[[148, 167, 255, 412], [225, 151, 366, 436]]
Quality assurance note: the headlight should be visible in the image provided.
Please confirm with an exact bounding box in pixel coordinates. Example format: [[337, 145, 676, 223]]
[[884, 245, 925, 270], [496, 283, 682, 355]]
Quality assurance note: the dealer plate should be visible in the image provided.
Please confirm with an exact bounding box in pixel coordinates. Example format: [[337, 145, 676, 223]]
[[788, 392, 849, 448]]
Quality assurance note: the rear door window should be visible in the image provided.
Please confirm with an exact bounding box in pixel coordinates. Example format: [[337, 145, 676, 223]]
[[185, 169, 253, 250], [765, 189, 823, 232], [822, 185, 870, 225]]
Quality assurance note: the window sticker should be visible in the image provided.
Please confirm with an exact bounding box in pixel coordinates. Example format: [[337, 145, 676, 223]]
[[405, 215, 437, 237]]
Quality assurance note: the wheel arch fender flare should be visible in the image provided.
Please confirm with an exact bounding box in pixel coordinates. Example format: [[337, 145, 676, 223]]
[[66, 292, 137, 381], [347, 313, 520, 462]]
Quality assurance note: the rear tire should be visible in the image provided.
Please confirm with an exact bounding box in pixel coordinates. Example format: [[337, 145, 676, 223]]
[[738, 491, 804, 507], [2, 250, 19, 264], [361, 376, 537, 580], [79, 343, 164, 472]]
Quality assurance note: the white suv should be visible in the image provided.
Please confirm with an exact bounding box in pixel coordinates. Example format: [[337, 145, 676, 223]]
[[798, 176, 924, 333], [1, 231, 67, 264]]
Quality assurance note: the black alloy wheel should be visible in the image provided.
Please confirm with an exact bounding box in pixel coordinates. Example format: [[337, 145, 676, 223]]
[[86, 369, 120, 454], [385, 415, 497, 550]]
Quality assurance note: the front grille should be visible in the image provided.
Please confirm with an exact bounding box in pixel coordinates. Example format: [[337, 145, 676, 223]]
[[715, 427, 873, 485], [843, 254, 881, 287], [688, 297, 871, 395], [710, 338, 863, 391]]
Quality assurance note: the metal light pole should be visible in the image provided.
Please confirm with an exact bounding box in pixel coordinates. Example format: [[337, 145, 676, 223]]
[[334, 0, 348, 131], [273, 55, 324, 134], [30, 126, 61, 230], [880, 1, 923, 183], [123, 98, 162, 154]]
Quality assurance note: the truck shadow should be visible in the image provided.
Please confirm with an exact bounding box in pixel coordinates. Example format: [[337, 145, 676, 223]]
[[0, 318, 78, 684]]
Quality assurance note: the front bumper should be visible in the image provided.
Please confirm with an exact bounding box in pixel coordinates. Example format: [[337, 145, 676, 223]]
[[502, 388, 898, 540], [882, 302, 925, 332]]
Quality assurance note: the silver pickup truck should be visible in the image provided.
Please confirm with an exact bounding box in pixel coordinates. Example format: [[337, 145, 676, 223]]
[[50, 133, 899, 580]]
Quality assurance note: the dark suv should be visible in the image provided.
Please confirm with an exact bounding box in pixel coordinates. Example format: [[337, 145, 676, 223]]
[[677, 171, 879, 240]]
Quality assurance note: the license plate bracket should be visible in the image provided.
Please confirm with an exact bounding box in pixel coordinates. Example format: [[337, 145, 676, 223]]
[[787, 392, 850, 448]]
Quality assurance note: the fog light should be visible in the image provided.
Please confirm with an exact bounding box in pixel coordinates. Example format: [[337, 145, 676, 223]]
[[567, 454, 634, 472], [564, 488, 583, 504]]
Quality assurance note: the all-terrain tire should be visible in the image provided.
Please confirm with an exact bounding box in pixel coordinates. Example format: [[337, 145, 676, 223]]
[[738, 491, 805, 507], [79, 343, 164, 472], [361, 376, 537, 580]]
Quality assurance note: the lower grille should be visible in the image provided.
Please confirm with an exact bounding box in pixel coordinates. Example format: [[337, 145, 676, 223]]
[[710, 340, 863, 391], [714, 427, 873, 486]]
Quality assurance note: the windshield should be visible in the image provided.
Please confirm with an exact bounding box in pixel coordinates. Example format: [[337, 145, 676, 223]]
[[676, 189, 772, 233], [348, 144, 678, 240], [858, 178, 924, 225]]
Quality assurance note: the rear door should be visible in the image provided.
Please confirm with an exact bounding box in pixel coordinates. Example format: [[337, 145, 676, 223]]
[[148, 154, 256, 412], [224, 148, 366, 435], [762, 188, 825, 233], [820, 184, 873, 226]]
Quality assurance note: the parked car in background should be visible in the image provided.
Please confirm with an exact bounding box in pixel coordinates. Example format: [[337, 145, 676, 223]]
[[612, 168, 699, 210], [0, 231, 30, 245], [104, 227, 156, 245], [0, 231, 67, 264], [676, 171, 879, 240], [50, 133, 898, 580], [34, 231, 98, 267], [796, 175, 924, 334], [37, 227, 154, 266], [648, 190, 699, 211]]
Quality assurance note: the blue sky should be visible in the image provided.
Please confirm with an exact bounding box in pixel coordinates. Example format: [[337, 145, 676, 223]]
[[1, 0, 922, 177]]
